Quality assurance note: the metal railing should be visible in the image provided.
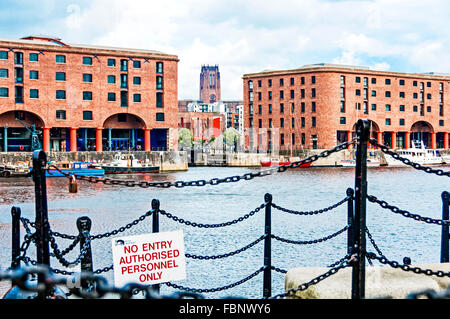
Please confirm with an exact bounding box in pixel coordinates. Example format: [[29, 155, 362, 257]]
[[2, 119, 450, 299]]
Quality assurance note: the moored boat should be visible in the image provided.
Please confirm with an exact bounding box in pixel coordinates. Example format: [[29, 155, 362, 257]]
[[385, 140, 445, 167], [0, 162, 31, 177], [101, 153, 159, 174], [34, 161, 105, 177], [260, 157, 312, 168]]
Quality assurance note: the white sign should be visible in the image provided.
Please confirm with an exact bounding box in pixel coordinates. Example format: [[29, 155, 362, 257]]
[[111, 230, 186, 287]]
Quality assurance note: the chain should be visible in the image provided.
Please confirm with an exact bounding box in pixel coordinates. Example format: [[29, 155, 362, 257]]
[[46, 139, 356, 189], [366, 252, 450, 278], [271, 254, 357, 299], [271, 225, 349, 245], [48, 230, 91, 268], [89, 209, 154, 240], [368, 195, 450, 226], [407, 287, 450, 299], [327, 253, 353, 268], [163, 267, 265, 293], [271, 196, 350, 216], [365, 226, 386, 258], [270, 266, 288, 274], [159, 203, 266, 228], [0, 266, 206, 299], [186, 235, 266, 260], [369, 138, 450, 177], [9, 233, 35, 269]]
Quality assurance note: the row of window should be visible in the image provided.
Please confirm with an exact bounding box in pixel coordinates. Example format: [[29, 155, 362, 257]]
[[341, 75, 444, 91], [351, 88, 443, 101], [53, 110, 165, 122], [249, 76, 444, 92], [339, 117, 445, 127], [248, 100, 445, 118], [249, 88, 317, 102], [0, 51, 164, 73], [249, 102, 317, 115], [279, 132, 311, 146], [340, 100, 444, 116], [0, 87, 164, 107], [250, 117, 317, 129], [0, 69, 164, 89], [251, 116, 445, 130], [248, 76, 316, 90]]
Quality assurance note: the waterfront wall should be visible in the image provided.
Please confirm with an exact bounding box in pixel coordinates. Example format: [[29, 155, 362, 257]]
[[285, 263, 450, 299], [0, 151, 188, 172]]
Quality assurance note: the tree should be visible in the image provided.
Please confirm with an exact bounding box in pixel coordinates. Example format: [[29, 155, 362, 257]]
[[223, 128, 240, 150], [178, 128, 193, 149]]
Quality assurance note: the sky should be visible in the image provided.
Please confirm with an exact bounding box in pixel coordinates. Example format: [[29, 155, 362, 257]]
[[0, 0, 449, 100]]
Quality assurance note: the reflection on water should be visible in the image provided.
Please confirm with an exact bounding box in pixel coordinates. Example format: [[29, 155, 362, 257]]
[[0, 165, 448, 298]]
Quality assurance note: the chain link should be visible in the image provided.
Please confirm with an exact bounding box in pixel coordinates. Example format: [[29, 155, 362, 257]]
[[271, 196, 350, 216], [366, 252, 450, 278], [369, 138, 450, 177], [271, 225, 349, 245], [365, 226, 386, 259], [186, 235, 266, 260], [163, 267, 265, 293], [270, 254, 357, 299], [159, 203, 266, 228], [368, 194, 450, 225], [47, 139, 356, 189]]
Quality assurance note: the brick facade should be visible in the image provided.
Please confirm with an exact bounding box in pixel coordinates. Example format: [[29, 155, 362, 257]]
[[243, 64, 450, 151], [0, 36, 179, 152], [199, 65, 220, 103]]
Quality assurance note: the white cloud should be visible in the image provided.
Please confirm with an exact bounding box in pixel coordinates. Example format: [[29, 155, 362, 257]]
[[28, 0, 450, 99]]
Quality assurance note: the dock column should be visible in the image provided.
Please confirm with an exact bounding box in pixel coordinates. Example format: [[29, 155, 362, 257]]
[[346, 130, 352, 149], [42, 127, 50, 152], [96, 128, 103, 152], [444, 132, 449, 149], [3, 126, 7, 152], [431, 132, 437, 149], [70, 127, 78, 152], [405, 131, 410, 149], [376, 131, 382, 148], [108, 128, 112, 151], [144, 128, 151, 152], [391, 132, 396, 149]]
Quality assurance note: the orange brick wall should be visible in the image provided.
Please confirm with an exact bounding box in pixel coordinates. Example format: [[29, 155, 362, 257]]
[[243, 66, 450, 150], [0, 38, 179, 150]]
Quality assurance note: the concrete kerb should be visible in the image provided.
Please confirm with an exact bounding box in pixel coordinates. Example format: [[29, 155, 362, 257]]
[[284, 263, 450, 299]]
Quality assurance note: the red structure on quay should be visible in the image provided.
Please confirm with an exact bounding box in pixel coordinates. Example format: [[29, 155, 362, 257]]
[[243, 63, 450, 151], [0, 36, 179, 153]]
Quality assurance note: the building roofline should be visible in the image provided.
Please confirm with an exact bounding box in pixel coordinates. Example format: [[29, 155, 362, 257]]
[[0, 37, 179, 61], [242, 63, 450, 80]]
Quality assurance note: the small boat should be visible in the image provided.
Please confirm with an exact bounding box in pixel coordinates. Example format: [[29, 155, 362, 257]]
[[41, 161, 105, 177], [0, 162, 31, 177], [385, 140, 445, 167], [339, 158, 381, 167], [101, 153, 159, 174], [260, 157, 312, 168]]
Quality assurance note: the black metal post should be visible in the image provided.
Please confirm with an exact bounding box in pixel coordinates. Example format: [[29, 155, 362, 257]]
[[76, 216, 93, 287], [32, 150, 50, 299], [263, 193, 272, 298], [11, 206, 21, 270], [76, 216, 93, 272], [351, 119, 370, 299], [346, 188, 354, 256], [441, 191, 449, 263], [151, 199, 160, 295]]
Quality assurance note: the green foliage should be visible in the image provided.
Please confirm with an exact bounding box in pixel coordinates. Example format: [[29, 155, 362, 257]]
[[178, 128, 193, 148]]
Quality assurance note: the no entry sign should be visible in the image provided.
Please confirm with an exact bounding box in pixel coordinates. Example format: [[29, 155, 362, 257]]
[[111, 230, 186, 287]]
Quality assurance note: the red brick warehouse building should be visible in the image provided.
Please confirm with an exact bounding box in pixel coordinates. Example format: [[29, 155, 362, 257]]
[[242, 63, 450, 151], [0, 36, 179, 152]]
